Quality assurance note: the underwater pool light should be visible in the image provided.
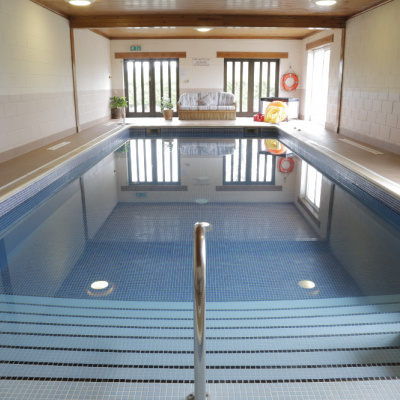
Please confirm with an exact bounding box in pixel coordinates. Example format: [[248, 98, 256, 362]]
[[91, 281, 109, 290], [195, 199, 208, 204], [298, 280, 316, 289]]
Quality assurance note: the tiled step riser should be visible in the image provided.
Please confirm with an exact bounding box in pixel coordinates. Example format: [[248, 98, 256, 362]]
[[2, 322, 400, 337], [1, 333, 398, 352], [3, 364, 400, 381], [2, 302, 400, 319], [2, 348, 400, 368], [2, 312, 400, 328]]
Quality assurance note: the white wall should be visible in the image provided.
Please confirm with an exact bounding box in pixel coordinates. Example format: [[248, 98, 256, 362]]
[[340, 0, 400, 154], [74, 29, 112, 129], [0, 0, 76, 162], [110, 38, 303, 98]]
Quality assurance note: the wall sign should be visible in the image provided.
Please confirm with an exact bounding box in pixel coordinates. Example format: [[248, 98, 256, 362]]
[[130, 45, 142, 51], [192, 58, 210, 66]]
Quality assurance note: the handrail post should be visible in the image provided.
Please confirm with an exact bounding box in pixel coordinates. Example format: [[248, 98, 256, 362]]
[[193, 222, 207, 400]]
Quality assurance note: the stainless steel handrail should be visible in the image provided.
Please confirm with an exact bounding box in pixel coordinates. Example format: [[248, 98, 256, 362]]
[[193, 222, 207, 400]]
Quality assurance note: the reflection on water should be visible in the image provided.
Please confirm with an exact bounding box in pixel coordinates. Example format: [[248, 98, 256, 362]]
[[0, 138, 399, 302]]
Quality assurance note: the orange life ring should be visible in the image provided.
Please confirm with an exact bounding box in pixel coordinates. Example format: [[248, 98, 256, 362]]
[[281, 73, 299, 92], [278, 157, 295, 173]]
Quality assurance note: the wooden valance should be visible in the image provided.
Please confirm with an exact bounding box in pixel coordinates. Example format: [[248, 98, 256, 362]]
[[217, 52, 288, 59], [306, 34, 334, 51], [115, 52, 186, 59]]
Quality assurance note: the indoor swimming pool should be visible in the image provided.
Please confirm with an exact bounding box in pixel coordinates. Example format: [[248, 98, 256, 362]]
[[1, 126, 400, 399]]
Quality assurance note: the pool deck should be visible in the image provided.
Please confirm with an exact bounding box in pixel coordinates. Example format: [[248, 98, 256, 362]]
[[0, 117, 400, 202]]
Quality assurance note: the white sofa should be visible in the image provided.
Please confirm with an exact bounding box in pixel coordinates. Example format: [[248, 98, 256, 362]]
[[177, 92, 236, 120]]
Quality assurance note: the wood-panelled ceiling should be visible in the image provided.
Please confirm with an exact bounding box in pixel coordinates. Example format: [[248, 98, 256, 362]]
[[32, 0, 392, 39]]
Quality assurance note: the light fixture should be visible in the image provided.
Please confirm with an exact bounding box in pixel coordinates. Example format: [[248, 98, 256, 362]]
[[195, 27, 214, 32], [91, 281, 109, 290], [65, 0, 95, 6], [298, 280, 316, 289], [315, 0, 337, 6]]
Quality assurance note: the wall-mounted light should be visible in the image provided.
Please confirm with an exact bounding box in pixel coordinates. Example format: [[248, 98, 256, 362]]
[[65, 0, 95, 6], [195, 27, 214, 32], [315, 0, 337, 6]]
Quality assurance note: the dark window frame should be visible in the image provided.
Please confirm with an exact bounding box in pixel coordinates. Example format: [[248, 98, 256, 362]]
[[124, 59, 179, 118], [224, 58, 280, 117]]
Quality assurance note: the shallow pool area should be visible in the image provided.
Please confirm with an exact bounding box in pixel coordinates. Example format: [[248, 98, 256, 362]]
[[1, 126, 400, 399]]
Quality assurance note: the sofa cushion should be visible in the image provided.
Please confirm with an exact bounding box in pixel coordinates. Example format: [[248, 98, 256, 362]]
[[178, 92, 199, 106], [218, 92, 236, 106], [198, 94, 216, 106]]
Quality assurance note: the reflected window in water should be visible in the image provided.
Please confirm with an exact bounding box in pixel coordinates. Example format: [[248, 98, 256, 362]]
[[303, 162, 322, 210], [224, 139, 275, 185], [129, 139, 180, 185]]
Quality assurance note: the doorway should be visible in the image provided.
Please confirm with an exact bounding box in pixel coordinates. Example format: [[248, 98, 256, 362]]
[[307, 46, 331, 125]]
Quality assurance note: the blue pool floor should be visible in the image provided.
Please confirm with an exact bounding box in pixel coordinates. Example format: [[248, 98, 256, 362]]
[[56, 239, 364, 302]]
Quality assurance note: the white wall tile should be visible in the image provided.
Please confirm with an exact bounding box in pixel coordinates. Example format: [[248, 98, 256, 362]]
[[0, 0, 75, 156], [340, 0, 400, 150]]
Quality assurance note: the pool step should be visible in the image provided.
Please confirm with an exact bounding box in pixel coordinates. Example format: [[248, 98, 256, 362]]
[[1, 294, 400, 382]]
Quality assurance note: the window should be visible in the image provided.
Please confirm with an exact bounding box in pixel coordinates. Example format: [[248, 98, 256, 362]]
[[129, 139, 180, 185], [306, 46, 330, 125], [224, 59, 279, 117], [124, 59, 179, 117], [224, 139, 275, 185], [303, 162, 322, 210]]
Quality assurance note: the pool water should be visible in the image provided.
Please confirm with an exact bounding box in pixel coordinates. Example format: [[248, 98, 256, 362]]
[[1, 132, 400, 398]]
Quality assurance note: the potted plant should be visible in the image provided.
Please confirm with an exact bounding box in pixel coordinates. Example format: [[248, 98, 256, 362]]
[[110, 96, 128, 119], [160, 97, 174, 120]]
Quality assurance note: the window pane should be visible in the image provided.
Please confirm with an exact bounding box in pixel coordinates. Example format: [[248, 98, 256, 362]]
[[155, 61, 161, 113], [253, 62, 260, 113], [170, 61, 177, 110], [127, 62, 134, 112], [143, 62, 150, 113], [163, 61, 170, 100], [235, 61, 241, 110], [242, 62, 248, 113], [269, 62, 276, 96], [226, 61, 233, 93], [261, 62, 269, 97], [135, 62, 143, 113]]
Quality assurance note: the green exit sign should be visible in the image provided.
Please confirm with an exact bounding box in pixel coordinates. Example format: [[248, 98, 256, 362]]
[[130, 45, 142, 51]]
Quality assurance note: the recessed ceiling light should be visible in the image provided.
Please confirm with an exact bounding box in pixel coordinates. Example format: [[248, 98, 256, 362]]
[[315, 0, 337, 6], [298, 280, 316, 289], [65, 0, 94, 5], [195, 27, 214, 32], [91, 281, 109, 290]]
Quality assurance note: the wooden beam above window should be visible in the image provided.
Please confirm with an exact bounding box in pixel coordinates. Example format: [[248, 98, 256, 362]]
[[217, 52, 288, 59], [305, 34, 334, 51], [70, 14, 346, 29], [115, 52, 186, 59]]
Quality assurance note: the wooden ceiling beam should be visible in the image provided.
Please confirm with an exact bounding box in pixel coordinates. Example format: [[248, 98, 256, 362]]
[[69, 14, 346, 29]]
